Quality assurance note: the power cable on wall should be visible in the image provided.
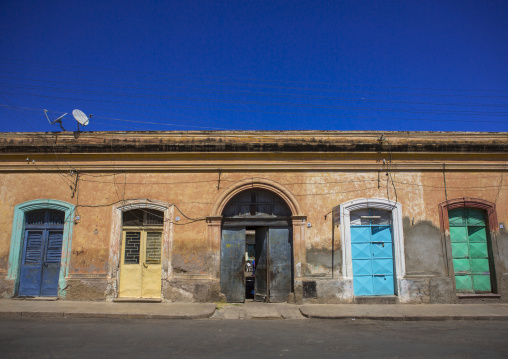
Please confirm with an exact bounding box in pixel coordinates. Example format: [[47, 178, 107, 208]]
[[495, 164, 505, 205], [78, 175, 508, 191]]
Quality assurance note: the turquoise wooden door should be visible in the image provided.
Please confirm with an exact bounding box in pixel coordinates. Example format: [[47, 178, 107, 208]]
[[351, 209, 395, 296], [449, 208, 493, 293]]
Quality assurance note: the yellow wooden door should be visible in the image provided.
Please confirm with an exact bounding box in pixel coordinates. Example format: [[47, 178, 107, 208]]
[[119, 230, 162, 298], [141, 232, 162, 298]]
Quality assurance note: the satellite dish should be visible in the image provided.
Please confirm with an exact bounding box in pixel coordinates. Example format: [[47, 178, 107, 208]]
[[44, 109, 67, 131], [72, 109, 93, 131], [72, 109, 90, 126]]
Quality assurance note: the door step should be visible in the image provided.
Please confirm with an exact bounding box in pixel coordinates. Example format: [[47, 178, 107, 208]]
[[457, 294, 501, 299], [354, 296, 398, 304], [113, 297, 162, 303]]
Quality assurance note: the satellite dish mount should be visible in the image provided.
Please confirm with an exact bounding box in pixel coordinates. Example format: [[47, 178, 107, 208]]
[[44, 109, 67, 131]]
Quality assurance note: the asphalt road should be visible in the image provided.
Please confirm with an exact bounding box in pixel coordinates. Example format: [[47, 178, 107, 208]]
[[1, 318, 507, 358]]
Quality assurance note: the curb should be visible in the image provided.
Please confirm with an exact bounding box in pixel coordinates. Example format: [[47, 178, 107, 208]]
[[299, 311, 508, 321], [0, 309, 217, 320]]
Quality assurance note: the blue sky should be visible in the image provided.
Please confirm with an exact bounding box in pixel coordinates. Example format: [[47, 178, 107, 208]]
[[0, 0, 507, 132]]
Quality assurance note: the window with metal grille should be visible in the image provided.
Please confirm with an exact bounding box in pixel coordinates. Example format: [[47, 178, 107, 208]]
[[145, 232, 162, 264], [124, 232, 141, 264], [26, 209, 65, 226]]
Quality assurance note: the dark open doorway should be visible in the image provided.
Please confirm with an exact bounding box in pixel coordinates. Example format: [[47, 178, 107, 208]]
[[220, 190, 293, 303]]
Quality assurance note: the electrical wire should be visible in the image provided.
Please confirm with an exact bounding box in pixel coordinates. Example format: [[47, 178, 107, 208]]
[[2, 57, 508, 95], [3, 101, 508, 133], [2, 83, 508, 117], [2, 74, 508, 108]]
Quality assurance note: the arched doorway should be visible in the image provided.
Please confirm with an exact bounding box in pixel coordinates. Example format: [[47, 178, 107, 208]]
[[340, 198, 406, 299], [18, 209, 65, 297], [8, 199, 74, 298], [438, 198, 500, 295], [221, 189, 293, 303], [118, 208, 164, 299], [108, 199, 173, 300]]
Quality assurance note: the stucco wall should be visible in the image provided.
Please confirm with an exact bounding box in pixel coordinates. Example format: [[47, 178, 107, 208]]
[[0, 131, 506, 303]]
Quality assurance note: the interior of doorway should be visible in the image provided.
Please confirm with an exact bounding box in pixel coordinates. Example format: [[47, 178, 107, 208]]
[[244, 228, 256, 300], [243, 226, 294, 302]]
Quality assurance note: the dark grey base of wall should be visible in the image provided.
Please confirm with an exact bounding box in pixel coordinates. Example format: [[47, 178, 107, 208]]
[[295, 278, 354, 304], [429, 277, 457, 303], [0, 279, 14, 298], [2, 275, 505, 303], [64, 279, 111, 301], [354, 296, 399, 304], [162, 278, 222, 302], [501, 273, 508, 301]]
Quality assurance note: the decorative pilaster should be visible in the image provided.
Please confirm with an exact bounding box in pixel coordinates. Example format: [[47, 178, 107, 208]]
[[292, 215, 307, 278], [206, 216, 223, 279]]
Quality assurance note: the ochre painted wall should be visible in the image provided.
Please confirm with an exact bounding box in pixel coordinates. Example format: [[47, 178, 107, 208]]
[[0, 131, 506, 302]]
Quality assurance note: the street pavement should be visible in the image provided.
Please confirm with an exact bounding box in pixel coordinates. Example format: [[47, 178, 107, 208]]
[[2, 317, 508, 358], [2, 298, 508, 320]]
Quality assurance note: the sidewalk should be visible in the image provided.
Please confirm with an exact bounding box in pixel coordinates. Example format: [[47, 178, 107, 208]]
[[299, 303, 508, 321], [1, 299, 508, 320], [0, 299, 216, 319]]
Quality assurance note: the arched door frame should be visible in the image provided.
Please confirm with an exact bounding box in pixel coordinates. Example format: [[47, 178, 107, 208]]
[[108, 199, 174, 298], [207, 178, 306, 278], [438, 197, 500, 293], [8, 199, 75, 297], [340, 198, 406, 296]]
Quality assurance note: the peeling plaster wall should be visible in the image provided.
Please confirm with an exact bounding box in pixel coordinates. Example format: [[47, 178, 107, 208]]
[[0, 131, 507, 303], [403, 218, 446, 276]]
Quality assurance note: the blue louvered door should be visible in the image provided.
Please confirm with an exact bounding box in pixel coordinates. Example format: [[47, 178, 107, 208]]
[[350, 209, 395, 296], [18, 210, 64, 297], [41, 231, 64, 296]]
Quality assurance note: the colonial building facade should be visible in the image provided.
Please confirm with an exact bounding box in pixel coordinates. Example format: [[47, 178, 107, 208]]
[[0, 131, 507, 304]]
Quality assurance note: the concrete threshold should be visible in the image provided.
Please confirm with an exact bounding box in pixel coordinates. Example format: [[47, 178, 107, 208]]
[[112, 297, 162, 303], [212, 301, 305, 320]]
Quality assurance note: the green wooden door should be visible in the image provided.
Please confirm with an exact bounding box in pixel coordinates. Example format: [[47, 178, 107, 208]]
[[449, 208, 493, 293]]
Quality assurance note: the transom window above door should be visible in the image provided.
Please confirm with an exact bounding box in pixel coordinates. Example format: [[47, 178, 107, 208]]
[[122, 209, 164, 227]]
